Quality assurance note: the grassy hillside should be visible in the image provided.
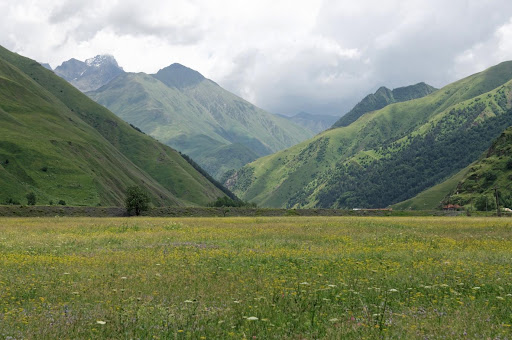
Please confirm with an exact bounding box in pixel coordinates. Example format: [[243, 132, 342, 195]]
[[228, 61, 512, 208], [88, 65, 314, 179], [438, 126, 512, 210], [332, 82, 437, 128], [0, 45, 225, 206]]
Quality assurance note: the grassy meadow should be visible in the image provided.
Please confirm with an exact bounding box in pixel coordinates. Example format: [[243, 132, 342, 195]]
[[0, 216, 511, 339]]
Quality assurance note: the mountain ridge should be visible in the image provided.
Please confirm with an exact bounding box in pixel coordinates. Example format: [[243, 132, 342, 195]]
[[332, 82, 437, 128]]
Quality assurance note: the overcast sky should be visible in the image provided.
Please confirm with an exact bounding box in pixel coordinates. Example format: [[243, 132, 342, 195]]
[[2, 0, 512, 116]]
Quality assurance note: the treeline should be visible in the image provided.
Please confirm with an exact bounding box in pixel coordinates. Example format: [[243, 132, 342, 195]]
[[207, 196, 257, 208], [179, 152, 238, 200]]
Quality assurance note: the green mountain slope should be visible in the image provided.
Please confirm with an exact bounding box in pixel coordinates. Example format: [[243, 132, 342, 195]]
[[391, 166, 470, 210], [227, 61, 512, 208], [88, 64, 314, 179], [437, 126, 512, 210], [0, 45, 225, 206], [333, 82, 437, 128]]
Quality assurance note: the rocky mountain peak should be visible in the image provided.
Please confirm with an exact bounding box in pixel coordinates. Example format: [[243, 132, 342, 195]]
[[85, 55, 122, 69], [55, 55, 125, 92]]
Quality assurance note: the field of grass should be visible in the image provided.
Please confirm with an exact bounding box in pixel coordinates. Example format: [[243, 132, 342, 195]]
[[1, 216, 511, 339]]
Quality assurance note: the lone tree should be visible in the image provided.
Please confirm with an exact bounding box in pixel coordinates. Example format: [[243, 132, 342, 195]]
[[26, 192, 36, 206], [125, 185, 150, 216]]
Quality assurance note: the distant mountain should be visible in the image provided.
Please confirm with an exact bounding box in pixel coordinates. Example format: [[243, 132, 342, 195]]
[[40, 62, 52, 71], [279, 112, 339, 134], [227, 61, 512, 209], [88, 64, 314, 179], [0, 45, 226, 207], [55, 55, 124, 92], [153, 63, 206, 88], [332, 82, 437, 128]]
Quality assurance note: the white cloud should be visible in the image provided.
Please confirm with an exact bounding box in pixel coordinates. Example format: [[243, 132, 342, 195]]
[[1, 0, 512, 115]]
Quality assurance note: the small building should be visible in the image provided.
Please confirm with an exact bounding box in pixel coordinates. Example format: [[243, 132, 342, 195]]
[[443, 204, 462, 211]]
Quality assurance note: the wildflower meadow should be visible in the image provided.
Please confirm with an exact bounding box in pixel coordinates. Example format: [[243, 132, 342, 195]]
[[0, 216, 511, 339]]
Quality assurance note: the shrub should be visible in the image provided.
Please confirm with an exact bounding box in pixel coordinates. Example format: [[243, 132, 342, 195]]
[[506, 159, 512, 170], [484, 171, 497, 182], [26, 192, 36, 205], [4, 197, 20, 205], [58, 200, 66, 206]]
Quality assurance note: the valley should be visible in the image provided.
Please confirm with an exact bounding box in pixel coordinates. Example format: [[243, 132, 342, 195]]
[[58, 57, 314, 180], [4, 2, 512, 339]]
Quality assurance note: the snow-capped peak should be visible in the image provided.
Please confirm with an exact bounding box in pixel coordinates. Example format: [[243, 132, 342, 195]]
[[85, 55, 118, 68]]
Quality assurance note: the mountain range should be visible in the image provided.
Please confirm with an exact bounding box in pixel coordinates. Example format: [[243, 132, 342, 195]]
[[227, 61, 512, 209], [278, 112, 339, 134], [10, 48, 512, 212], [84, 61, 313, 179], [0, 45, 226, 207]]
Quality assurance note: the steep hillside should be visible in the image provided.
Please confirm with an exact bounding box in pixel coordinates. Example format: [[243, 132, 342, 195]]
[[391, 167, 470, 210], [0, 45, 225, 206], [228, 61, 512, 208], [88, 64, 313, 179], [279, 112, 339, 134], [333, 82, 437, 128], [55, 55, 124, 92], [438, 126, 512, 210]]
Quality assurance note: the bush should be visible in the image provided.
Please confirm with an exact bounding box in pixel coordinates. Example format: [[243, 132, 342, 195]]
[[26, 192, 36, 205], [484, 171, 497, 182], [58, 200, 66, 206], [4, 197, 20, 205], [125, 186, 150, 216]]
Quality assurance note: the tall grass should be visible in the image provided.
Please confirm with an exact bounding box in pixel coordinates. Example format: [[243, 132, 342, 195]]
[[0, 216, 511, 338]]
